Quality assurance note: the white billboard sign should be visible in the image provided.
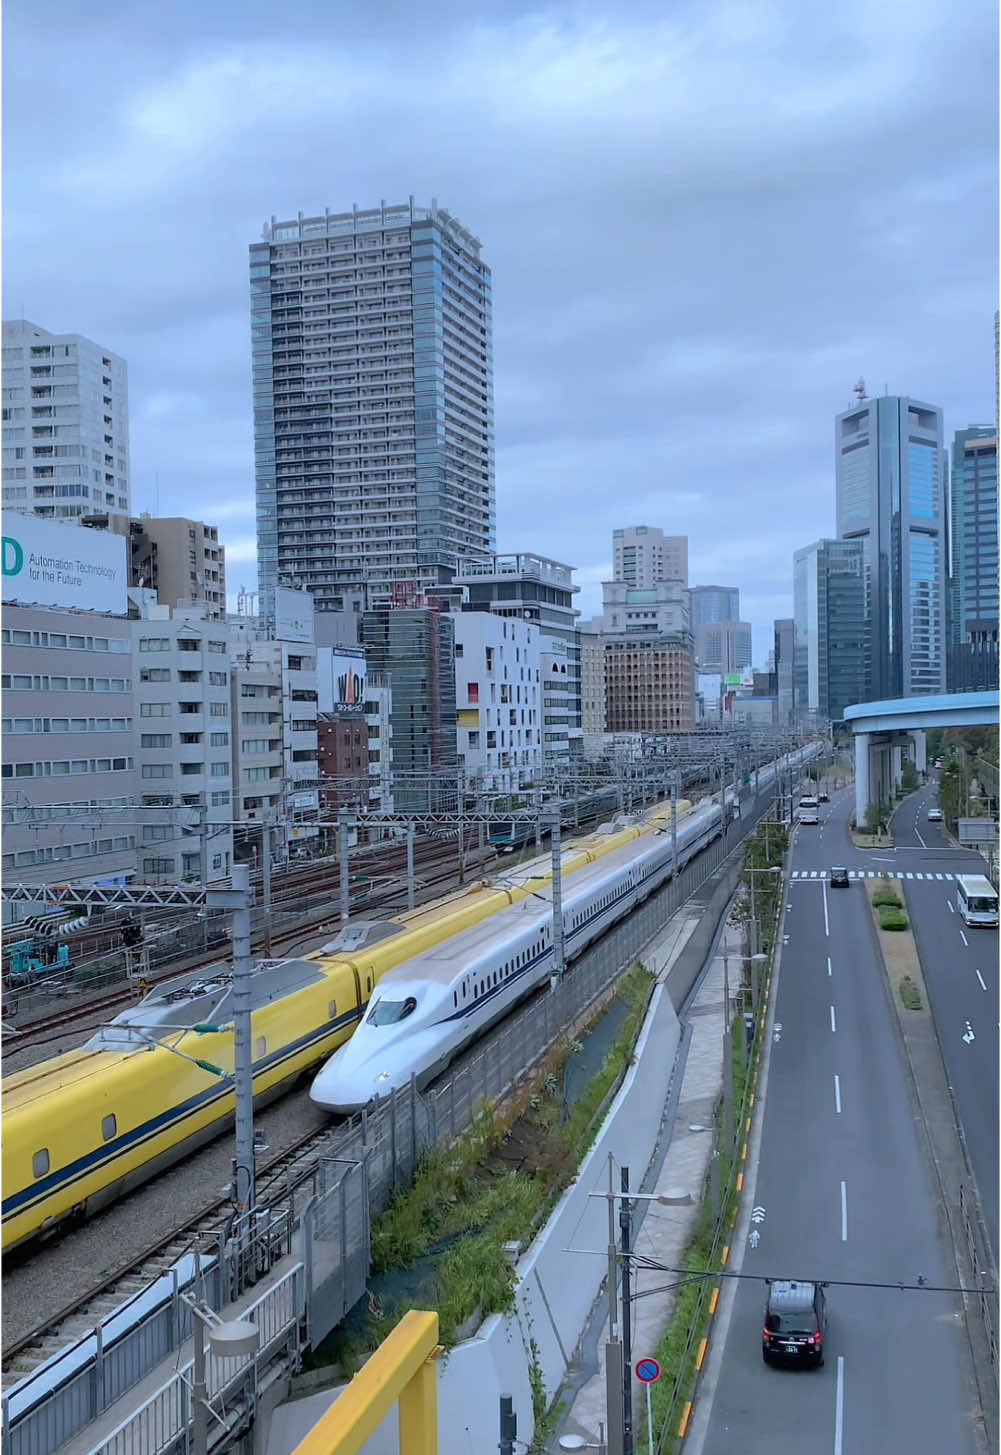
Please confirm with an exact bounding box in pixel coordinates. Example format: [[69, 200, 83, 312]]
[[1, 514, 127, 615], [273, 586, 315, 644]]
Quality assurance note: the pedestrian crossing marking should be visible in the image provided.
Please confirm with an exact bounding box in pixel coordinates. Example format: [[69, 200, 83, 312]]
[[790, 870, 955, 882]]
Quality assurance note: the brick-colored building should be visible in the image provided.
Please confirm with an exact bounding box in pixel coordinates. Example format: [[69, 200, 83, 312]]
[[604, 635, 694, 732], [317, 713, 370, 812]]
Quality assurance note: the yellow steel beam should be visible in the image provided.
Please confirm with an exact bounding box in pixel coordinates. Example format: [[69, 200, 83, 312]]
[[290, 1310, 440, 1455]]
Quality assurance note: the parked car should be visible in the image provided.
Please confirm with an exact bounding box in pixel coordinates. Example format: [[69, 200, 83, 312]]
[[829, 866, 850, 888], [762, 1280, 827, 1367], [927, 807, 943, 822]]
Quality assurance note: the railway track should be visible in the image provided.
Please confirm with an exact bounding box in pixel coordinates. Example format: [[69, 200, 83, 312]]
[[2, 846, 495, 1054]]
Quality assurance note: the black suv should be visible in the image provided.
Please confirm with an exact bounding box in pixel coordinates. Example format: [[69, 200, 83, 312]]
[[829, 866, 850, 888], [762, 1280, 827, 1367]]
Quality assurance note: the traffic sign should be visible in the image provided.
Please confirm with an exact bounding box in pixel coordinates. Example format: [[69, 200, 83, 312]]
[[636, 1357, 661, 1384]]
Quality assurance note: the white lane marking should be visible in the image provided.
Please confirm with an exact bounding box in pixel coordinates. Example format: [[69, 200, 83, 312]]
[[823, 880, 830, 937], [830, 1005, 837, 1033], [947, 900, 954, 913], [841, 1180, 848, 1240], [960, 930, 969, 947], [915, 827, 927, 847], [834, 1074, 841, 1113], [834, 1354, 845, 1452], [827, 955, 833, 977], [963, 1021, 976, 1044], [976, 970, 987, 991]]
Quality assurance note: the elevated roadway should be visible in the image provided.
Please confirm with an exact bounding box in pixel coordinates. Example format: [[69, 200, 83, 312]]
[[697, 786, 982, 1454]]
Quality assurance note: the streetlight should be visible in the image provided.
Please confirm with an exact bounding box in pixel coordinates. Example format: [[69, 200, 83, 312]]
[[559, 1432, 606, 1453], [183, 1296, 260, 1455]]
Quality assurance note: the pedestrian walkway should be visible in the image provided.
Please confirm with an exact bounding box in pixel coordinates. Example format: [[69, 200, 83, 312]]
[[790, 869, 957, 881], [553, 914, 742, 1451]]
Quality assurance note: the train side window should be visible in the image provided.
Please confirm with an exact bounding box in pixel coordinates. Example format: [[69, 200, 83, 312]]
[[366, 976, 372, 992], [102, 1114, 117, 1142], [33, 1148, 49, 1178], [453, 991, 458, 1007], [256, 1036, 267, 1058], [462, 982, 467, 998], [328, 1000, 338, 1019]]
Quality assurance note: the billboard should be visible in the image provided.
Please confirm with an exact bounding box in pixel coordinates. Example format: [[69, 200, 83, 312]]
[[1, 514, 127, 615], [273, 585, 315, 644], [317, 647, 367, 715]]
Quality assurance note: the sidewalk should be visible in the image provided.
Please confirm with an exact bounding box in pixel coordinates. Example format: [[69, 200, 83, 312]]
[[553, 910, 745, 1450]]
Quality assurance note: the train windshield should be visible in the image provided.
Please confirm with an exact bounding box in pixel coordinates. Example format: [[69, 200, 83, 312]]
[[366, 996, 418, 1026]]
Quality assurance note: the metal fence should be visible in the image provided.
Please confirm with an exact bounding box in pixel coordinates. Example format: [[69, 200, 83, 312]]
[[959, 1180, 999, 1380], [86, 1265, 304, 1455], [303, 1160, 371, 1347]]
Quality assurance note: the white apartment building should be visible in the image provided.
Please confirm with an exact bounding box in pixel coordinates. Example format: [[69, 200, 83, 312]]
[[600, 579, 690, 636], [454, 612, 541, 791], [364, 671, 394, 818], [2, 319, 130, 521], [131, 601, 234, 883], [228, 604, 320, 854]]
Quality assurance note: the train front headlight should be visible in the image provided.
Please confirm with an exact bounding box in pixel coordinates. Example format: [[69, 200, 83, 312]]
[[376, 1070, 391, 1084]]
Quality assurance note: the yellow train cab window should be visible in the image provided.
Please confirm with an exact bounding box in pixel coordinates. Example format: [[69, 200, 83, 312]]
[[256, 1036, 267, 1059], [33, 1149, 49, 1178], [328, 999, 338, 1019], [102, 1115, 117, 1142]]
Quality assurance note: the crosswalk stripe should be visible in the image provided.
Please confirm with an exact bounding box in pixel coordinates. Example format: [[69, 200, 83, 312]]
[[810, 871, 818, 879], [905, 872, 914, 879], [935, 873, 944, 880]]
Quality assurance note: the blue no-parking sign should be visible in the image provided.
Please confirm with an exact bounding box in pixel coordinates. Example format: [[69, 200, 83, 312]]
[[636, 1357, 661, 1384]]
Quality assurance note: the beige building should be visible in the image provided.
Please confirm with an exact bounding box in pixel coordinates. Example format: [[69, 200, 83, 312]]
[[612, 526, 688, 589], [578, 623, 606, 747], [137, 516, 226, 619]]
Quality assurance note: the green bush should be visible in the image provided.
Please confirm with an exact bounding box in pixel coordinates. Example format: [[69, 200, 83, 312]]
[[898, 976, 923, 1010], [872, 887, 903, 908], [878, 905, 909, 931]]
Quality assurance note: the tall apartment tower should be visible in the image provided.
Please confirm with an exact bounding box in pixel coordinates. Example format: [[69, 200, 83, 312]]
[[835, 393, 947, 698], [250, 200, 495, 621], [947, 426, 999, 689], [2, 319, 130, 521], [612, 526, 687, 588], [689, 585, 740, 624]]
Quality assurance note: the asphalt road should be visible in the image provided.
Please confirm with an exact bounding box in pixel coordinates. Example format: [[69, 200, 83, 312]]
[[700, 786, 981, 1455], [888, 784, 999, 1264]]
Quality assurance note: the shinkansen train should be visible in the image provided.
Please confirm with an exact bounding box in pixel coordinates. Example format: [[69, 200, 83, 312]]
[[2, 743, 818, 1251], [309, 743, 820, 1111], [488, 785, 621, 849]]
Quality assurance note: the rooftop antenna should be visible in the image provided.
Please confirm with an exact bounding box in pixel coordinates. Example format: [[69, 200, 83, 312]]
[[853, 378, 866, 405]]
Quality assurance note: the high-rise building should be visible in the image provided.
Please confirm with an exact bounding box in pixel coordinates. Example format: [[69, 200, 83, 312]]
[[835, 393, 946, 697], [948, 426, 999, 690], [688, 585, 740, 625], [453, 612, 541, 791], [793, 539, 867, 724], [604, 637, 695, 732], [250, 200, 494, 620], [693, 619, 752, 674], [773, 618, 795, 724], [600, 579, 689, 636], [2, 319, 130, 521], [135, 516, 227, 620], [612, 526, 687, 588]]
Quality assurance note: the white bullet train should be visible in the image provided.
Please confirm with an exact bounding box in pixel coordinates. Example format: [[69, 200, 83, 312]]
[[309, 745, 819, 1112]]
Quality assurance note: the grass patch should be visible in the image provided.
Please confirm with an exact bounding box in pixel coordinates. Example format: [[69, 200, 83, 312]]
[[877, 905, 909, 931], [872, 887, 903, 908], [316, 963, 655, 1368], [898, 975, 923, 1011]]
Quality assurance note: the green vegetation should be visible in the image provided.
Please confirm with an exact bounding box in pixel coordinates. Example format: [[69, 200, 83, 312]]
[[900, 761, 919, 794], [311, 964, 654, 1369], [898, 976, 923, 1011], [877, 906, 909, 931], [872, 886, 903, 908], [735, 821, 788, 953]]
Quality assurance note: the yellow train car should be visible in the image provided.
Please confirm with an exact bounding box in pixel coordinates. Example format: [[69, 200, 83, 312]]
[[3, 805, 689, 1252]]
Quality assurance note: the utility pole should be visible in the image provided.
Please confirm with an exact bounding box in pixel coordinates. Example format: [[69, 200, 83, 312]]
[[406, 821, 416, 911], [547, 807, 566, 984], [198, 796, 208, 888], [499, 1394, 516, 1455], [261, 820, 272, 958], [457, 764, 466, 887], [620, 1167, 634, 1455], [230, 862, 256, 1213], [671, 772, 678, 873]]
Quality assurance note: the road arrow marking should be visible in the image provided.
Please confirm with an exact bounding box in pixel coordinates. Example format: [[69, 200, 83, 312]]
[[963, 1021, 975, 1044], [751, 1206, 766, 1223]]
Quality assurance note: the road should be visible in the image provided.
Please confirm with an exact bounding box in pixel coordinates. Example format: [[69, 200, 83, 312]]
[[700, 786, 981, 1454], [887, 783, 999, 1264]]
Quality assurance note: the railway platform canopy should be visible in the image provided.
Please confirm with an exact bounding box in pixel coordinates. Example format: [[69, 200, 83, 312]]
[[843, 690, 998, 828]]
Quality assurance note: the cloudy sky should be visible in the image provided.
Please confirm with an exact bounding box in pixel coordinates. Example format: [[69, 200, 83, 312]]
[[4, 0, 997, 660]]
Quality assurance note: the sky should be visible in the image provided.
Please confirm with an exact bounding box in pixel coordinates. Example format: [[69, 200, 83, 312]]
[[4, 0, 997, 663]]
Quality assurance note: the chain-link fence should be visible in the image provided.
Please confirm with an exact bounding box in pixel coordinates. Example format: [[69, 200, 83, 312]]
[[303, 1159, 371, 1347]]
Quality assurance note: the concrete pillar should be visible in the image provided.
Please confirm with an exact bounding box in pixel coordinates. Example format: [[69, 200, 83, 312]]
[[891, 744, 903, 791], [854, 732, 871, 829], [910, 730, 927, 773]]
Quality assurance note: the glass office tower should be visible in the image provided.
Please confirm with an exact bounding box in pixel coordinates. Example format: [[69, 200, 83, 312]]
[[835, 394, 946, 698]]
